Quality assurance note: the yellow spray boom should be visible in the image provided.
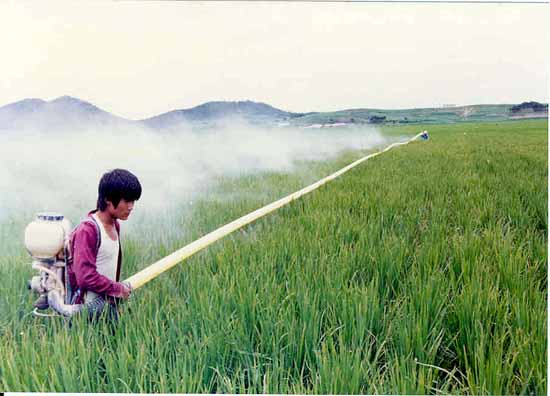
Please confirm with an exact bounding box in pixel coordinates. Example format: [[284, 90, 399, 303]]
[[124, 131, 429, 290]]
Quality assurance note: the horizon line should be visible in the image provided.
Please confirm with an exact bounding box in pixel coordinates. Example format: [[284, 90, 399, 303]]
[[1, 95, 547, 121]]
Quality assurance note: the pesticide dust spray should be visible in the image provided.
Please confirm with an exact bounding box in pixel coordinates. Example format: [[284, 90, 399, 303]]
[[0, 118, 388, 224]]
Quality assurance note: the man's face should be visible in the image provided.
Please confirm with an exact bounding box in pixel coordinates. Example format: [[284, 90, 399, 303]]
[[107, 198, 135, 221]]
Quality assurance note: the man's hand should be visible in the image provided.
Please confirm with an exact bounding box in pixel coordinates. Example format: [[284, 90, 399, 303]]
[[119, 281, 132, 299]]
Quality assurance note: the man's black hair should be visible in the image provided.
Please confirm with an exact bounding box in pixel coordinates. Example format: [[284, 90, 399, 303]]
[[97, 169, 142, 211]]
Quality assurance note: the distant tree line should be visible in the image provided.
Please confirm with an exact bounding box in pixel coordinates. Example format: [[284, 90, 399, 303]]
[[510, 102, 548, 113], [368, 115, 386, 124]]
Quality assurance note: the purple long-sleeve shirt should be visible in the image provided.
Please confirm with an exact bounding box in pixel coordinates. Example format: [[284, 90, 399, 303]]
[[67, 210, 126, 304]]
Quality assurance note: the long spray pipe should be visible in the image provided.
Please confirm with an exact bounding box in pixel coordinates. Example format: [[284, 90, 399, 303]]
[[124, 130, 428, 290]]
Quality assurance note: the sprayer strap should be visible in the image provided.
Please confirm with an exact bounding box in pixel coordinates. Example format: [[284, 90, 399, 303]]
[[65, 216, 101, 304], [83, 216, 102, 252], [64, 245, 72, 305], [82, 216, 101, 303]]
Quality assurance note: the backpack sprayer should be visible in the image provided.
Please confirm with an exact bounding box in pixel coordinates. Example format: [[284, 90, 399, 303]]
[[25, 131, 429, 317], [25, 213, 106, 317]]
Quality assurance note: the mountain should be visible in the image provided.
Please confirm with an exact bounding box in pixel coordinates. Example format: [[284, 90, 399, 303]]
[[0, 98, 46, 129], [141, 100, 302, 129], [0, 96, 130, 131], [0, 96, 546, 132], [0, 97, 303, 131]]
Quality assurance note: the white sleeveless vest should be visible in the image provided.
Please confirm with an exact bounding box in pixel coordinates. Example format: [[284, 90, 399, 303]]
[[85, 213, 120, 302]]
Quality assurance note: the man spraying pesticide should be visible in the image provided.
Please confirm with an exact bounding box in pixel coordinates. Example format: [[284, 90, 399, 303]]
[[25, 131, 429, 318], [25, 169, 141, 319]]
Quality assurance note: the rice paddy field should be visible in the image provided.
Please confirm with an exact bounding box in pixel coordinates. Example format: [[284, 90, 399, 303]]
[[0, 119, 547, 394]]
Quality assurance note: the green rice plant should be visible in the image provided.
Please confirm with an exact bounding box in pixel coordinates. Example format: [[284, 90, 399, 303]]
[[0, 119, 546, 393]]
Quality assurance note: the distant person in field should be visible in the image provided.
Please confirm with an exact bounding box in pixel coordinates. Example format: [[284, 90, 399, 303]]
[[67, 168, 141, 319]]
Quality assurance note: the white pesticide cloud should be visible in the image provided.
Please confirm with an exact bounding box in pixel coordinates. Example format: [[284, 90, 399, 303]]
[[0, 122, 387, 226]]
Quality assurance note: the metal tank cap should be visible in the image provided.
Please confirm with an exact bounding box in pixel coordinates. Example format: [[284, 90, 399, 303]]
[[36, 212, 64, 222]]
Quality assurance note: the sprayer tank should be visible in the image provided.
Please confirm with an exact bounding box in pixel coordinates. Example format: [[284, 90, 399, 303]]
[[24, 213, 71, 260]]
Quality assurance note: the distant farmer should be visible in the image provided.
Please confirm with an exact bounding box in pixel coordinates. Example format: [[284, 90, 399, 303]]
[[66, 168, 142, 319]]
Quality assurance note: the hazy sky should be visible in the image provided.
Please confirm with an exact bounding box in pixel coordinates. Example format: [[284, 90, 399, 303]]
[[1, 1, 548, 119]]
